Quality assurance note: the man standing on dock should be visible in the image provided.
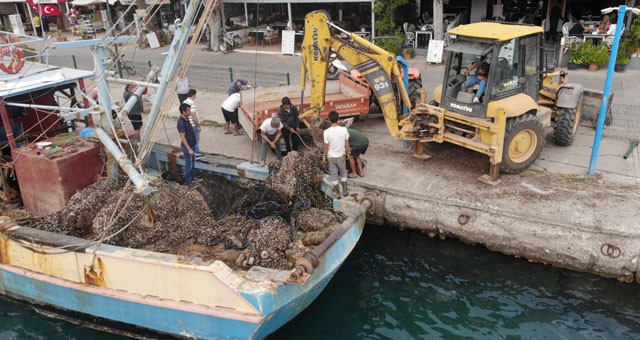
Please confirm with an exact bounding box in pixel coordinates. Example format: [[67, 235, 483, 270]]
[[176, 72, 190, 104], [278, 96, 301, 153], [183, 89, 203, 158], [324, 110, 350, 197], [177, 103, 197, 186], [123, 84, 145, 131]]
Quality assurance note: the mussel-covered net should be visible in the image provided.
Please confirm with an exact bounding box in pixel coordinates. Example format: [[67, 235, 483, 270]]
[[27, 152, 345, 271]]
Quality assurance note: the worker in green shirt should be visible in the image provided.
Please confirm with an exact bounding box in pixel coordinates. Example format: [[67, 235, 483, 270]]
[[347, 128, 369, 178]]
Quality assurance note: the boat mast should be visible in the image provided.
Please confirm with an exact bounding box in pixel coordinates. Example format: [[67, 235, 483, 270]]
[[139, 0, 210, 157]]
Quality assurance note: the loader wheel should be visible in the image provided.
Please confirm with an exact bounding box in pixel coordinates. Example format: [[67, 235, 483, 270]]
[[408, 77, 423, 108], [501, 114, 545, 174], [553, 107, 578, 146]]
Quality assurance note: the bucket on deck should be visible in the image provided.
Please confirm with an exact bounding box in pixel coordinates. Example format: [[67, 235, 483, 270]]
[[80, 128, 96, 138]]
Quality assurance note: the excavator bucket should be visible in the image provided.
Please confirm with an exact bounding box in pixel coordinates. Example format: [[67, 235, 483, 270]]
[[580, 89, 614, 127], [309, 118, 331, 146], [310, 117, 353, 146]]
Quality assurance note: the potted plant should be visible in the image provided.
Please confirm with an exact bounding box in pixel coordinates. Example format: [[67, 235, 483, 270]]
[[587, 43, 609, 71], [571, 41, 608, 71], [565, 40, 582, 69], [569, 41, 587, 68], [615, 39, 633, 72], [402, 47, 414, 59], [629, 16, 640, 55], [615, 55, 630, 72]]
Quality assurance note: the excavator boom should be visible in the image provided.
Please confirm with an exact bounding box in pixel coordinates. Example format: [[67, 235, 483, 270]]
[[300, 10, 413, 138]]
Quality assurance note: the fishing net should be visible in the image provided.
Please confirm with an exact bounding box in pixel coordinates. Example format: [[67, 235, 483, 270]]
[[26, 152, 344, 271]]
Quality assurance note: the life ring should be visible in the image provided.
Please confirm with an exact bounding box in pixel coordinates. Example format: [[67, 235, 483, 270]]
[[0, 46, 24, 74], [0, 35, 25, 74]]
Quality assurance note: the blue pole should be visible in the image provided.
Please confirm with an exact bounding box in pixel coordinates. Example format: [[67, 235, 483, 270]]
[[588, 6, 626, 176]]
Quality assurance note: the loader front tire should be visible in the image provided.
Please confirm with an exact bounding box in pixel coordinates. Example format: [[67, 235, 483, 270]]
[[501, 114, 545, 174], [553, 107, 578, 146]]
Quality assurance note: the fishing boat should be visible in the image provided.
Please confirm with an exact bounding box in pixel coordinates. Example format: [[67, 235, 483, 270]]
[[0, 0, 370, 338], [0, 164, 367, 339]]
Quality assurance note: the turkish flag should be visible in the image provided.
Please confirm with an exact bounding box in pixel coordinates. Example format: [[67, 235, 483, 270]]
[[33, 4, 61, 17]]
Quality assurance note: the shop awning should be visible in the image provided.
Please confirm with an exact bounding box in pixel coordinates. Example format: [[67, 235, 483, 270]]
[[119, 0, 170, 4], [26, 0, 67, 3], [223, 0, 369, 2], [71, 0, 118, 5]]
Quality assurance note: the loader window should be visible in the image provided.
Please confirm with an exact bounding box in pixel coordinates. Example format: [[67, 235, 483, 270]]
[[444, 41, 493, 102], [491, 38, 522, 98], [523, 35, 540, 100]]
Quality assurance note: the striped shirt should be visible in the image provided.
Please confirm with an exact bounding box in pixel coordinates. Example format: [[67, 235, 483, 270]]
[[183, 98, 199, 127]]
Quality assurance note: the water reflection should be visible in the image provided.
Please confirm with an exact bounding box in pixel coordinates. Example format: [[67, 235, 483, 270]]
[[1, 225, 640, 339], [276, 225, 640, 339]]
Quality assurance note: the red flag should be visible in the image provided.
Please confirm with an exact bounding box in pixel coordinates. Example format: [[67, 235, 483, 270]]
[[34, 4, 61, 17]]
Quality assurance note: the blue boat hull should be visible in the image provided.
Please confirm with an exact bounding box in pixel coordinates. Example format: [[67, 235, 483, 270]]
[[0, 202, 364, 339]]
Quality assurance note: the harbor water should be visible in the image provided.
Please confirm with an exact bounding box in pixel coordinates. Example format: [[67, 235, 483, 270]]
[[2, 225, 640, 339]]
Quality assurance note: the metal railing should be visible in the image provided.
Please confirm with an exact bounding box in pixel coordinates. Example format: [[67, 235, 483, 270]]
[[604, 103, 640, 141]]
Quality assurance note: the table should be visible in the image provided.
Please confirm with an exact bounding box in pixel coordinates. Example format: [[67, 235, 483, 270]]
[[248, 30, 264, 46], [248, 29, 272, 46], [583, 33, 606, 43], [415, 30, 432, 49]]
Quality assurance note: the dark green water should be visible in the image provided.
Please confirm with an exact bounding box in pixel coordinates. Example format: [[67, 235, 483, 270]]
[[2, 225, 640, 339]]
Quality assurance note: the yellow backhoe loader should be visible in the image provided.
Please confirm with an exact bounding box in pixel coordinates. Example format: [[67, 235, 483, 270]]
[[301, 13, 597, 185]]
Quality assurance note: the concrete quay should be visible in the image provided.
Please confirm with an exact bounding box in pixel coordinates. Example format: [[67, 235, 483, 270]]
[[47, 39, 640, 282]]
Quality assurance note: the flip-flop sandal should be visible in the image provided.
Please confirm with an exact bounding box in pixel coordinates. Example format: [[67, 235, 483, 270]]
[[224, 131, 233, 135], [233, 131, 244, 136], [348, 173, 358, 178]]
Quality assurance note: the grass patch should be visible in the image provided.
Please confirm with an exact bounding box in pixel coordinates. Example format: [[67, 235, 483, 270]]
[[200, 119, 225, 128]]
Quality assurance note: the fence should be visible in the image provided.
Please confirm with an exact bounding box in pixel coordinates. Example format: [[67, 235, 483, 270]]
[[67, 55, 292, 93], [604, 103, 640, 141], [186, 66, 292, 93]]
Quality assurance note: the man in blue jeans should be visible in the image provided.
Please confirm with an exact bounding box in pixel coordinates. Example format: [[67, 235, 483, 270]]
[[177, 103, 197, 185], [182, 89, 203, 158], [462, 61, 490, 104]]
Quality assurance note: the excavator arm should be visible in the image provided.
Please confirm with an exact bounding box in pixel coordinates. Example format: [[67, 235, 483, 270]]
[[299, 10, 413, 138]]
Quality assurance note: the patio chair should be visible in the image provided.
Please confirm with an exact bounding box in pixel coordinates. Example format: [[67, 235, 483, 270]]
[[604, 24, 624, 50], [403, 22, 415, 48], [562, 22, 578, 52], [264, 29, 279, 46]]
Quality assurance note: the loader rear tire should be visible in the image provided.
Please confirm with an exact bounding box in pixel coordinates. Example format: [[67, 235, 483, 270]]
[[408, 77, 423, 108], [501, 114, 545, 174], [553, 107, 577, 146]]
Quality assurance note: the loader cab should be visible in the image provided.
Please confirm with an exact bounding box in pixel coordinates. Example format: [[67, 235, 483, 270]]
[[440, 33, 541, 118]]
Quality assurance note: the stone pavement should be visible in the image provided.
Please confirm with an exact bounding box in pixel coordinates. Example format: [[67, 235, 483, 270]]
[[49, 33, 639, 184], [46, 32, 640, 184]]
